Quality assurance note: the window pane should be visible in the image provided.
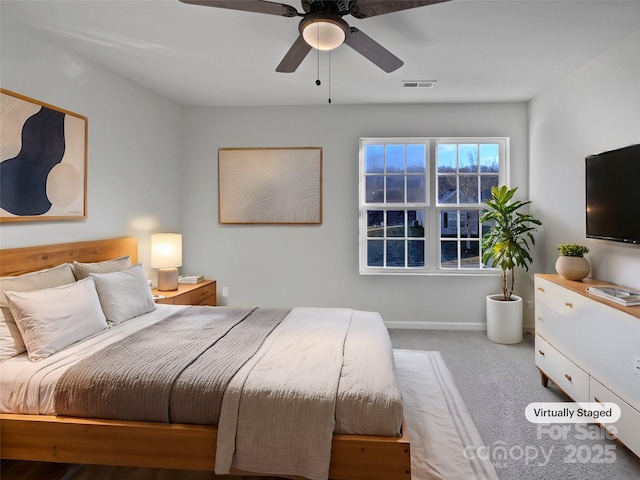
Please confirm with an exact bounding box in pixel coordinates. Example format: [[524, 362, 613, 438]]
[[408, 210, 426, 237], [459, 176, 479, 203], [386, 145, 405, 173], [366, 175, 384, 203], [461, 210, 480, 238], [481, 218, 495, 237], [440, 241, 458, 268], [386, 176, 405, 203], [386, 240, 405, 267], [365, 145, 384, 173], [408, 240, 425, 267], [458, 144, 478, 172], [480, 144, 499, 173], [387, 210, 405, 237], [367, 240, 383, 267], [367, 210, 384, 237], [407, 144, 426, 173], [437, 144, 457, 172], [407, 176, 426, 203], [440, 210, 459, 238], [460, 241, 481, 268], [438, 176, 457, 204], [481, 175, 499, 202]]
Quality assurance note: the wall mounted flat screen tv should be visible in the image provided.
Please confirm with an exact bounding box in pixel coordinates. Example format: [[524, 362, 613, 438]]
[[585, 143, 640, 245]]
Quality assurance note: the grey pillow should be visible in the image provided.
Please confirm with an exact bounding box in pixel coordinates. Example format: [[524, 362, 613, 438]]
[[73, 255, 131, 280]]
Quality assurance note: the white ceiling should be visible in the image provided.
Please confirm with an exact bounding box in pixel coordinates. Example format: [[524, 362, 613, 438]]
[[2, 0, 639, 106]]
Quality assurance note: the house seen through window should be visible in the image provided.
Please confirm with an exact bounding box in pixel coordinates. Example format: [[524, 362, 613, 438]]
[[359, 138, 508, 275]]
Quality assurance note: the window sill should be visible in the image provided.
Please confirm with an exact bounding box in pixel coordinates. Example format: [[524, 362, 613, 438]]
[[359, 269, 502, 277]]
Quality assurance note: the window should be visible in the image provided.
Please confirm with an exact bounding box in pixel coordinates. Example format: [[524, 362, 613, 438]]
[[359, 138, 508, 275]]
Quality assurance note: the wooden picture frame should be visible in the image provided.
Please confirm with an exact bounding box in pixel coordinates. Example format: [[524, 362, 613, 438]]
[[218, 147, 322, 224], [0, 88, 88, 222]]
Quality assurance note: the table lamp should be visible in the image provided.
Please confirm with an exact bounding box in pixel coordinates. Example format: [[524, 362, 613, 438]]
[[151, 233, 182, 291]]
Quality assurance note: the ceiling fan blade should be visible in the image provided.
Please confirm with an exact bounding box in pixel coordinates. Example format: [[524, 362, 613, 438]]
[[349, 0, 451, 19], [276, 36, 313, 72], [344, 27, 403, 73], [179, 0, 298, 17]]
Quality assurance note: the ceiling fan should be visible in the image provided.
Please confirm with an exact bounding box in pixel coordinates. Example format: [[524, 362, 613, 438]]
[[179, 0, 451, 73]]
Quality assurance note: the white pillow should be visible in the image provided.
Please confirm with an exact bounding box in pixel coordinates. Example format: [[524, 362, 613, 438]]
[[4, 277, 108, 362], [90, 264, 155, 325], [0, 263, 76, 361], [73, 255, 131, 280]]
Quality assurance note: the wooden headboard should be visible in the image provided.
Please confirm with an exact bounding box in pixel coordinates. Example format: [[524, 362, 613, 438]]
[[0, 238, 138, 277]]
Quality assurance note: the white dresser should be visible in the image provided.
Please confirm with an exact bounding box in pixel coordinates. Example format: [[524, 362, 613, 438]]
[[534, 274, 640, 458]]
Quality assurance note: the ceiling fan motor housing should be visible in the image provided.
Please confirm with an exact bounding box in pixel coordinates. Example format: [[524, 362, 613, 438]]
[[302, 0, 350, 16]]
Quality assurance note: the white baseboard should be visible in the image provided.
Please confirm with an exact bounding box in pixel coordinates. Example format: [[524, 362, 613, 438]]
[[385, 321, 487, 330], [385, 321, 536, 331]]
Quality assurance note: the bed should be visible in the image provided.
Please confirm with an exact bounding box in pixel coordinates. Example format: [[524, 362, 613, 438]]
[[0, 237, 410, 480]]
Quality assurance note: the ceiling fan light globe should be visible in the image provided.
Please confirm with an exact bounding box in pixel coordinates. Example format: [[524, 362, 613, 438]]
[[300, 16, 348, 51]]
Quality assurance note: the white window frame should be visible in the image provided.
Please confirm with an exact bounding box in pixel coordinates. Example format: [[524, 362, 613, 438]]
[[359, 137, 509, 275]]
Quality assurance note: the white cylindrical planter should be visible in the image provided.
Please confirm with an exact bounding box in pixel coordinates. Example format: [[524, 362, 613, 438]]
[[486, 294, 523, 344]]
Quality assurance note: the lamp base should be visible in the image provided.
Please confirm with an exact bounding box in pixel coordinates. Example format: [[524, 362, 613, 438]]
[[157, 268, 179, 291]]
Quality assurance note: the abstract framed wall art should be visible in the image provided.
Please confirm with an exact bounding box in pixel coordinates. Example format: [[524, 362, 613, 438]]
[[0, 89, 88, 222], [219, 147, 322, 224]]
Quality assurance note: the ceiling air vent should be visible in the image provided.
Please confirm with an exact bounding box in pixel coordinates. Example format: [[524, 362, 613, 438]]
[[402, 80, 437, 89]]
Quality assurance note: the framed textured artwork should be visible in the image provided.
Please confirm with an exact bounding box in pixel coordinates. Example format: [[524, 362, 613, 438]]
[[218, 147, 322, 224], [0, 88, 88, 222]]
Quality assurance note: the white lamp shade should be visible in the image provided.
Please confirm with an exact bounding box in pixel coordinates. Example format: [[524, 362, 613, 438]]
[[302, 18, 347, 51], [151, 233, 182, 268]]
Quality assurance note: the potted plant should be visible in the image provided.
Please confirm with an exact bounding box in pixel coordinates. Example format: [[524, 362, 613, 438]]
[[555, 243, 590, 280], [480, 185, 542, 344]]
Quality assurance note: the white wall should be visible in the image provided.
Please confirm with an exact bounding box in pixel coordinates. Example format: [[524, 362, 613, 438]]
[[529, 30, 640, 290], [0, 17, 183, 274], [180, 103, 529, 328]]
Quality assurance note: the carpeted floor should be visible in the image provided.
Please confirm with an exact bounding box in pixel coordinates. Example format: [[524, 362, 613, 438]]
[[389, 329, 640, 480]]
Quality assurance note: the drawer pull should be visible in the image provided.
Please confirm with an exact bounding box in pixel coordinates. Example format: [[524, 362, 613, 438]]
[[538, 350, 545, 356], [564, 374, 572, 382], [537, 287, 545, 293], [594, 396, 603, 405], [565, 302, 573, 308], [536, 316, 544, 322]]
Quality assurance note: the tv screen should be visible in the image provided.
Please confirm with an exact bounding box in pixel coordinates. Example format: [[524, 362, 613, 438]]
[[585, 143, 640, 245]]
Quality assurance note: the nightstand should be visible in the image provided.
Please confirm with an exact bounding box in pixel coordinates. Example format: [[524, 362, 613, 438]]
[[152, 279, 216, 306]]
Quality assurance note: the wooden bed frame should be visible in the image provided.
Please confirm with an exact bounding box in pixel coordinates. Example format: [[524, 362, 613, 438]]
[[0, 238, 411, 480]]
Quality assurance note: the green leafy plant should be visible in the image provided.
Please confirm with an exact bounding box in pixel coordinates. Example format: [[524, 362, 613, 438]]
[[557, 243, 589, 257], [480, 185, 542, 301]]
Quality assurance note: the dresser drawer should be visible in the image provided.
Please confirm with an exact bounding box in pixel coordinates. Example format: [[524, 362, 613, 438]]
[[535, 335, 589, 402], [535, 277, 589, 316], [590, 377, 640, 458], [190, 281, 216, 305]]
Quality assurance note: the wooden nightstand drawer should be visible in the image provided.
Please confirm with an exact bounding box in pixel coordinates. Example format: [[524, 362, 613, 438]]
[[172, 292, 192, 305], [152, 280, 216, 307], [190, 282, 216, 305]]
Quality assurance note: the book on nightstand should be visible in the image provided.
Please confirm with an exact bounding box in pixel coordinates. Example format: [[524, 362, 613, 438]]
[[586, 286, 640, 306], [178, 275, 204, 284]]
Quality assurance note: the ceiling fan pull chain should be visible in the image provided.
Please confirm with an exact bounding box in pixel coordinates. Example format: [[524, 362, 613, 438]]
[[315, 46, 321, 86], [328, 50, 332, 104]]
